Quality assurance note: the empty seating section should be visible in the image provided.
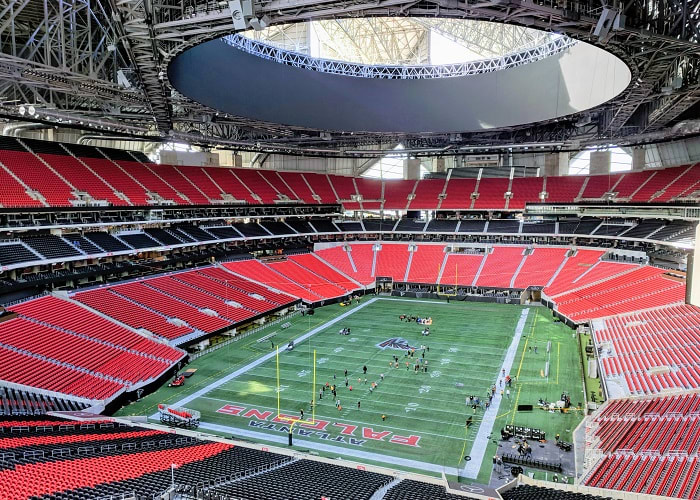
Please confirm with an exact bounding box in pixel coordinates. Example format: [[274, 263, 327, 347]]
[[355, 177, 382, 203], [329, 175, 357, 202], [288, 253, 359, 290], [260, 170, 299, 201], [0, 150, 75, 205], [562, 261, 637, 292], [116, 161, 181, 202], [0, 243, 39, 265], [426, 219, 457, 232], [83, 231, 132, 252], [235, 168, 278, 203], [0, 164, 44, 207], [383, 179, 416, 209], [144, 227, 183, 245], [315, 246, 373, 285], [260, 221, 294, 235], [78, 157, 150, 205], [476, 246, 525, 288], [278, 172, 317, 203], [346, 244, 376, 284], [509, 177, 544, 209], [233, 222, 270, 237], [586, 455, 700, 499], [502, 484, 610, 500], [145, 276, 254, 322], [439, 253, 485, 286], [266, 260, 348, 298], [309, 219, 338, 233], [302, 172, 337, 203], [521, 221, 555, 234], [384, 479, 470, 500], [554, 266, 685, 320], [473, 178, 508, 209], [0, 346, 123, 400], [197, 266, 295, 305], [40, 153, 124, 205], [9, 296, 182, 362], [112, 282, 231, 332], [23, 235, 83, 259], [581, 173, 623, 199], [374, 244, 411, 280], [654, 165, 700, 202], [148, 164, 210, 204], [593, 305, 700, 395], [208, 459, 392, 500], [621, 220, 665, 238], [175, 269, 283, 312], [458, 219, 486, 232], [0, 439, 233, 500], [74, 288, 193, 340], [407, 245, 446, 283], [64, 235, 103, 255], [545, 176, 585, 202], [543, 250, 604, 296], [628, 167, 678, 201], [223, 260, 322, 302], [363, 218, 395, 231], [118, 232, 160, 249], [0, 137, 696, 208], [487, 219, 521, 233], [611, 171, 652, 199], [558, 219, 601, 235], [513, 248, 568, 288], [0, 387, 88, 415], [0, 318, 169, 388], [176, 166, 225, 201], [585, 395, 700, 499], [409, 179, 443, 209], [203, 167, 255, 202], [441, 178, 476, 209]]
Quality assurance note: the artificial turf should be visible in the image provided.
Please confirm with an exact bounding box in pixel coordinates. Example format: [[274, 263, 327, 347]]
[[116, 297, 585, 483]]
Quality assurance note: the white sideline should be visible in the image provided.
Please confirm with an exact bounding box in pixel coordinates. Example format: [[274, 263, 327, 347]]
[[461, 307, 530, 479]]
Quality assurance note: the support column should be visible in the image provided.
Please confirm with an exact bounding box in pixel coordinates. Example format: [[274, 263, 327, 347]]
[[687, 223, 700, 308], [589, 151, 611, 175], [544, 152, 569, 177], [631, 147, 646, 171], [435, 157, 446, 174], [403, 158, 421, 180]]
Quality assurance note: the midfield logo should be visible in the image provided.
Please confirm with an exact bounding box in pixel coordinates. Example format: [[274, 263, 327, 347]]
[[376, 337, 415, 351]]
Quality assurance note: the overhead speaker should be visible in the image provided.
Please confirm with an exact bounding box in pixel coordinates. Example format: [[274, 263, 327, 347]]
[[593, 8, 618, 41], [229, 0, 253, 31]]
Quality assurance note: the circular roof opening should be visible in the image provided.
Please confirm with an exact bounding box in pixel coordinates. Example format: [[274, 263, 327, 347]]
[[241, 18, 568, 65], [230, 19, 576, 79], [168, 18, 631, 134]]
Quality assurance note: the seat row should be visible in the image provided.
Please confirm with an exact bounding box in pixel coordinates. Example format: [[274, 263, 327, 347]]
[[0, 137, 697, 208]]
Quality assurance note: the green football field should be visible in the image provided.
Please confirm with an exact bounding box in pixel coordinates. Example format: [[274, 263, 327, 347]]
[[117, 297, 585, 484]]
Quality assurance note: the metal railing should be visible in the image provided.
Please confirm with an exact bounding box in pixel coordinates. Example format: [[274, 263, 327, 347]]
[[223, 33, 576, 79]]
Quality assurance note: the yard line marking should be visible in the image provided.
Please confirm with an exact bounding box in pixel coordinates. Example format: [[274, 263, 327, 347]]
[[150, 297, 381, 419], [462, 307, 530, 479], [509, 385, 522, 426], [196, 420, 461, 476], [557, 342, 561, 385], [199, 397, 470, 441]]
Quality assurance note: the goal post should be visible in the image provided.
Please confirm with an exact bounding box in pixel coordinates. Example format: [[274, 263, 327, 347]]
[[275, 345, 318, 427]]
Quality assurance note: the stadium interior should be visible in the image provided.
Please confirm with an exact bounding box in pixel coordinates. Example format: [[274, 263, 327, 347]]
[[0, 1, 698, 499]]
